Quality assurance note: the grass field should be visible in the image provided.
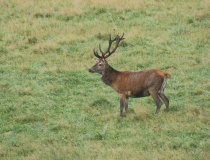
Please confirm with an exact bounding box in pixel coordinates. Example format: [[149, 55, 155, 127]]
[[0, 0, 209, 159]]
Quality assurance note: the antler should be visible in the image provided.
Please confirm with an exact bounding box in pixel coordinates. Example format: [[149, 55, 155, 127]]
[[93, 33, 125, 59], [93, 48, 102, 59]]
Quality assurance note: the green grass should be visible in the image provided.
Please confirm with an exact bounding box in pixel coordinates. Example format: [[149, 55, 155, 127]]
[[0, 0, 209, 159]]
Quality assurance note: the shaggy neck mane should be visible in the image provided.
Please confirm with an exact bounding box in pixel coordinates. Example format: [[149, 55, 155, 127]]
[[101, 64, 120, 87]]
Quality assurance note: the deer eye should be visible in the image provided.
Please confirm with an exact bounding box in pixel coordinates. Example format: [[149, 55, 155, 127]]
[[98, 63, 102, 66]]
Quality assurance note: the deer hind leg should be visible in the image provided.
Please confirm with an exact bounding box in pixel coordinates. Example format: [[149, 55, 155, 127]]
[[158, 89, 169, 112], [149, 90, 163, 114], [158, 76, 169, 112]]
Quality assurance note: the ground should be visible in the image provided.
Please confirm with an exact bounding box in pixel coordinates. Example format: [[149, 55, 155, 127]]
[[0, 0, 209, 159]]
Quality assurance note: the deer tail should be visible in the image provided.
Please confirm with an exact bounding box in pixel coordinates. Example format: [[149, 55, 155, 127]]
[[164, 72, 172, 78], [160, 72, 171, 91]]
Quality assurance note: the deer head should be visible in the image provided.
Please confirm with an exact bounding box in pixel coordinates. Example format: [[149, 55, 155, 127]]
[[88, 33, 125, 74]]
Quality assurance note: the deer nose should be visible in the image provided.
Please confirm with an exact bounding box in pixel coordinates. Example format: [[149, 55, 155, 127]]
[[88, 69, 93, 73]]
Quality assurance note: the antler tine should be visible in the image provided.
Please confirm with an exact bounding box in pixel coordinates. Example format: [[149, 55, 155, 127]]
[[99, 34, 114, 57], [99, 44, 103, 54], [109, 34, 112, 42], [121, 32, 125, 40], [93, 48, 102, 59], [104, 33, 125, 59], [99, 44, 106, 58], [111, 34, 118, 42], [94, 33, 125, 59]]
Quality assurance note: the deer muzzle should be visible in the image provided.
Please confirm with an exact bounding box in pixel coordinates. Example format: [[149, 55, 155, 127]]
[[88, 68, 94, 73]]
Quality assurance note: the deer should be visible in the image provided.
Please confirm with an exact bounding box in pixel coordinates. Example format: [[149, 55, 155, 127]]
[[89, 33, 171, 117]]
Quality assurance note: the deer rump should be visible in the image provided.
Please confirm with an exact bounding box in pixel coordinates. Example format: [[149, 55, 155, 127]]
[[112, 69, 171, 98]]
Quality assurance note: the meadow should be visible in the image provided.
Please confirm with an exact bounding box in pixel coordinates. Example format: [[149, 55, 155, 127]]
[[0, 0, 209, 159]]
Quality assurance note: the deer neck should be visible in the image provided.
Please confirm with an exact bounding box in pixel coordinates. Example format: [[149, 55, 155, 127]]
[[101, 65, 119, 87]]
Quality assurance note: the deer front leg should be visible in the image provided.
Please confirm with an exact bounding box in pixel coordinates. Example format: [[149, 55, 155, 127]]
[[120, 95, 128, 117], [124, 97, 129, 116]]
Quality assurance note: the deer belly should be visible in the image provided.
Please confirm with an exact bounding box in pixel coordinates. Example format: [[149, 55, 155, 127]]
[[127, 90, 150, 98]]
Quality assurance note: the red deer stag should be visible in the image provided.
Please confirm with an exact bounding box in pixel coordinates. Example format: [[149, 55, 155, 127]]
[[89, 33, 171, 117]]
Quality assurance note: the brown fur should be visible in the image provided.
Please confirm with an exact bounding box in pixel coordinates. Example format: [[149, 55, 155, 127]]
[[89, 33, 171, 117], [89, 61, 171, 117]]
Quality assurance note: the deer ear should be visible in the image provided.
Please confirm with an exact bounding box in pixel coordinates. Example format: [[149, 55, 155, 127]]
[[95, 58, 99, 62]]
